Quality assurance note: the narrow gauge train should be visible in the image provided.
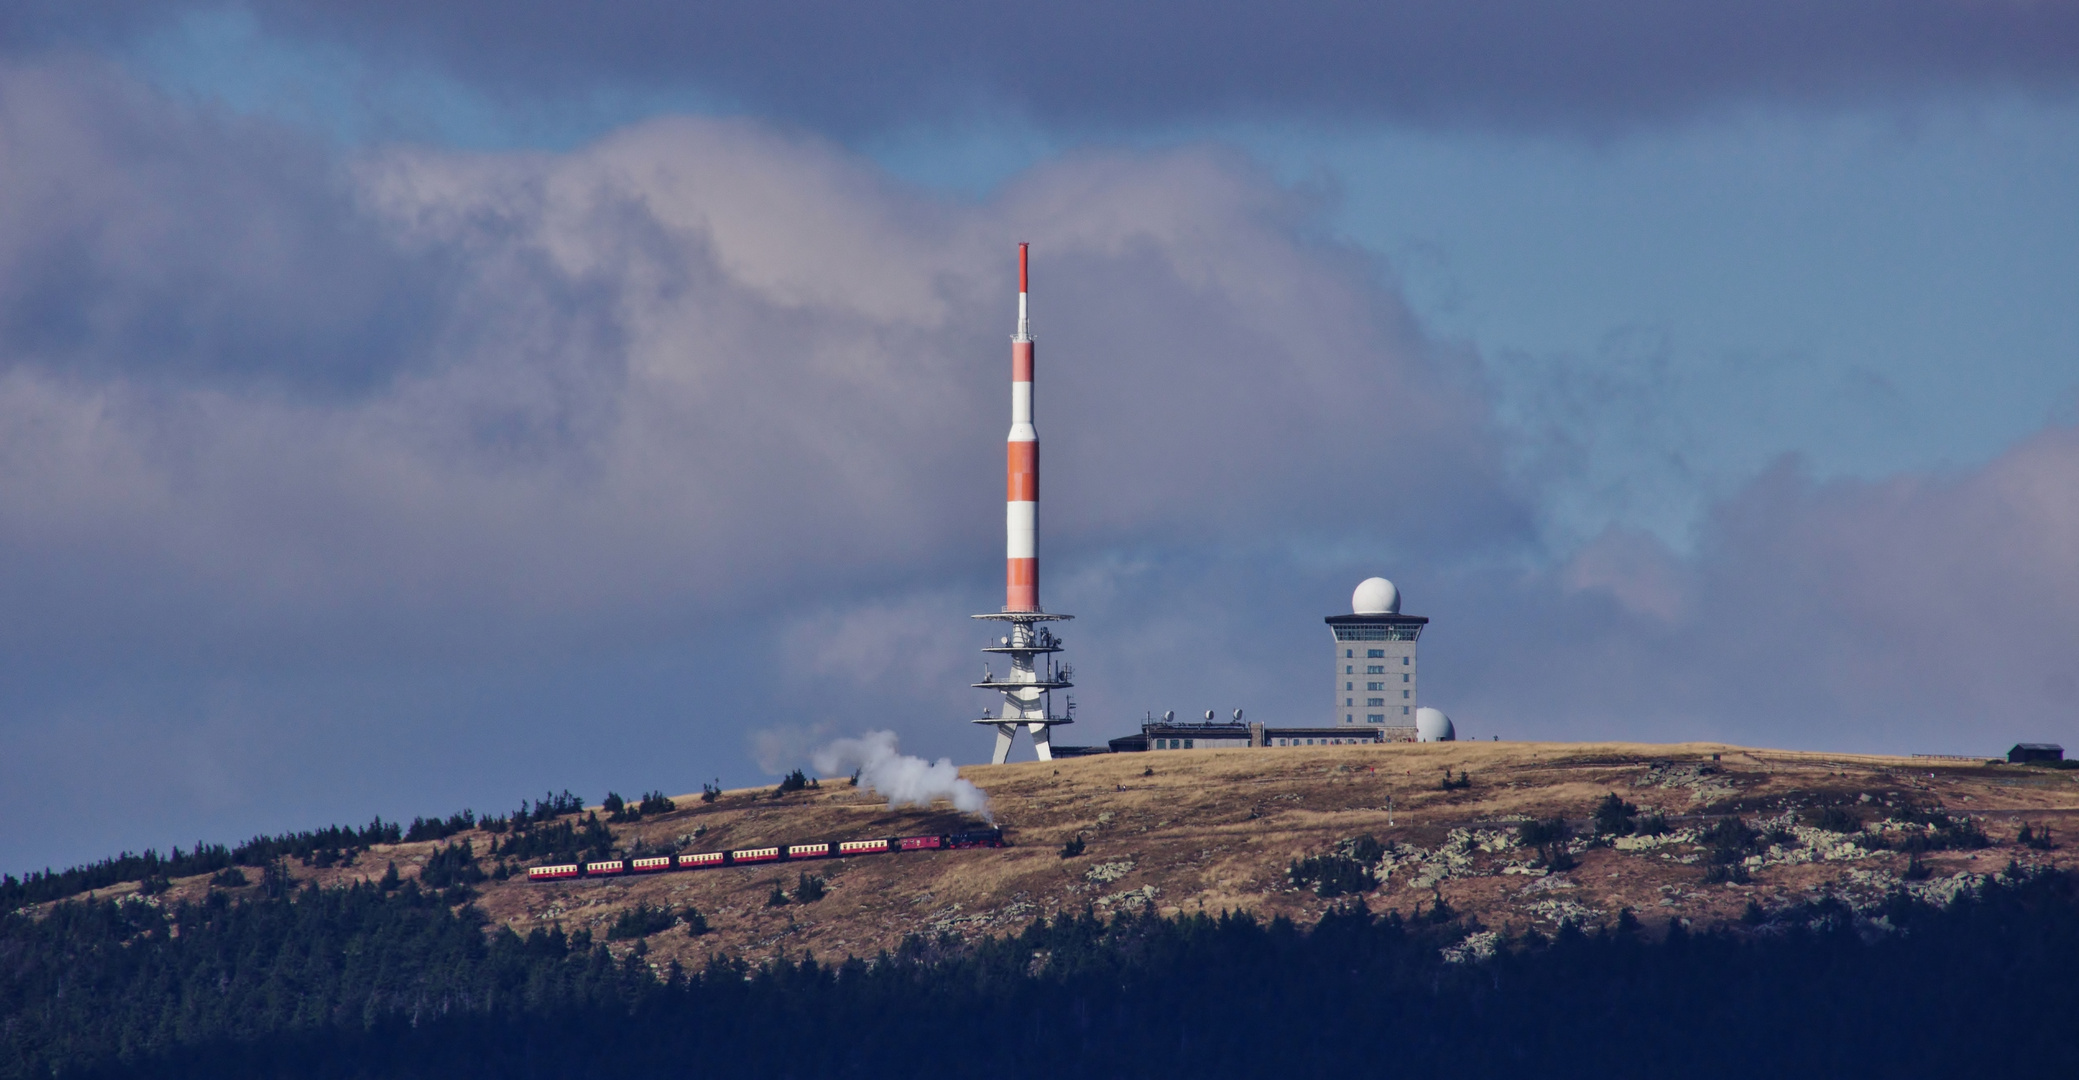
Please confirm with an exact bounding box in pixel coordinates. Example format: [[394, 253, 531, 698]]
[[525, 827, 1004, 882]]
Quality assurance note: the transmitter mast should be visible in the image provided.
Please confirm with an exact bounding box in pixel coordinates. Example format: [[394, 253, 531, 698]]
[[972, 243, 1073, 763]]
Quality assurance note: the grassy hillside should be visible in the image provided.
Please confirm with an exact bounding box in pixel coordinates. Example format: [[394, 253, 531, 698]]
[[42, 741, 2079, 966]]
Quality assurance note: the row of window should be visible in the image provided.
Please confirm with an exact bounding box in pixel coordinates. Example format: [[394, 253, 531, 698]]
[[1344, 709, 1412, 722], [1157, 736, 1375, 748], [1343, 650, 1412, 663], [1332, 627, 1422, 641]]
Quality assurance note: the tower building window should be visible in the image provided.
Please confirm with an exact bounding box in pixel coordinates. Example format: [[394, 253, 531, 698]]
[[1367, 649, 1384, 658], [1366, 697, 1385, 706]]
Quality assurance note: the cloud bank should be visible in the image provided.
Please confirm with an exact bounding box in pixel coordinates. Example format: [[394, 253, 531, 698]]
[[11, 1, 2079, 134], [0, 58, 2075, 873]]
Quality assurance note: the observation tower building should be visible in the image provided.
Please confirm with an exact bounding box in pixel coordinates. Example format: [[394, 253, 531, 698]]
[[1325, 577, 1427, 737], [971, 244, 1074, 764]]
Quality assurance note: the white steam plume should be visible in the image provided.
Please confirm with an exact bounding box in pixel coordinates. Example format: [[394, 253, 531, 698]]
[[811, 731, 992, 821]]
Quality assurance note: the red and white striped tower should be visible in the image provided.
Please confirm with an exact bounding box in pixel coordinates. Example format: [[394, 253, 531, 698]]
[[972, 243, 1074, 764]]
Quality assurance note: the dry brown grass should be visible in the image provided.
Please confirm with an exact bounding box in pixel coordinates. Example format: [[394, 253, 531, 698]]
[[90, 740, 2079, 968]]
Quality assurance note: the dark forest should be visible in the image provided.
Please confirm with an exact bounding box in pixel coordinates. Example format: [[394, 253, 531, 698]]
[[5, 858, 2078, 1079]]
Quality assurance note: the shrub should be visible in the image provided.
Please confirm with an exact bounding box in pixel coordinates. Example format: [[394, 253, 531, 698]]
[[1059, 835, 1086, 859], [1344, 834, 1386, 866], [1703, 863, 1751, 885], [492, 813, 615, 863], [683, 907, 710, 937], [404, 810, 477, 843], [1439, 770, 1471, 791], [209, 867, 249, 888], [2019, 823, 2057, 851], [1700, 816, 1763, 855], [419, 841, 487, 890], [1635, 811, 1670, 837], [1864, 809, 1991, 853], [767, 881, 790, 907], [1517, 818, 1577, 871], [795, 873, 827, 903], [638, 791, 676, 816], [1289, 854, 1376, 897], [513, 791, 584, 825], [606, 902, 678, 941], [1593, 793, 1639, 837], [264, 859, 298, 900], [1804, 805, 1863, 833], [701, 780, 722, 804], [1903, 855, 1933, 881], [603, 792, 630, 822], [1689, 816, 1767, 884], [771, 769, 815, 798]]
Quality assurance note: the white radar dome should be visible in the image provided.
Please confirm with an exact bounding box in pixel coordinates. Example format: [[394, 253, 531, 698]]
[[1415, 707, 1455, 743], [1352, 577, 1401, 615]]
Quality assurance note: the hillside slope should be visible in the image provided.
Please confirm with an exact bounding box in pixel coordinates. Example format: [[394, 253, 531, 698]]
[[59, 741, 2079, 966]]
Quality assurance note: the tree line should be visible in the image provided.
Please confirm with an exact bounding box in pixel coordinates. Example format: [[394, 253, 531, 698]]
[[5, 859, 2079, 1078], [2, 790, 604, 909]]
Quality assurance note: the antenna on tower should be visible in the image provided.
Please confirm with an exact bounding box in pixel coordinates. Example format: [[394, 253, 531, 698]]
[[969, 243, 1074, 765]]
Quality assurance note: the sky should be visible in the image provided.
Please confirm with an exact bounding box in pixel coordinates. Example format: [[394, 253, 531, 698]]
[[2, 1, 2076, 875]]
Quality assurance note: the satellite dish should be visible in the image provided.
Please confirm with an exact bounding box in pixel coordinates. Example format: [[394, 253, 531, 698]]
[[1233, 708, 1244, 721], [1204, 710, 1214, 721], [1163, 710, 1174, 723]]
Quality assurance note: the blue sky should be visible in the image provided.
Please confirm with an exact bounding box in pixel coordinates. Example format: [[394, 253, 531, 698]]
[[2, 2, 2076, 874]]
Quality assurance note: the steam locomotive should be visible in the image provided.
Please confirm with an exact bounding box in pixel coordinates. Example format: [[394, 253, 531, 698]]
[[525, 827, 1005, 882]]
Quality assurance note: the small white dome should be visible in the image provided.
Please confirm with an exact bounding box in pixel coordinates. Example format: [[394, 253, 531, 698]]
[[1352, 577, 1401, 615], [1415, 707, 1455, 742]]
